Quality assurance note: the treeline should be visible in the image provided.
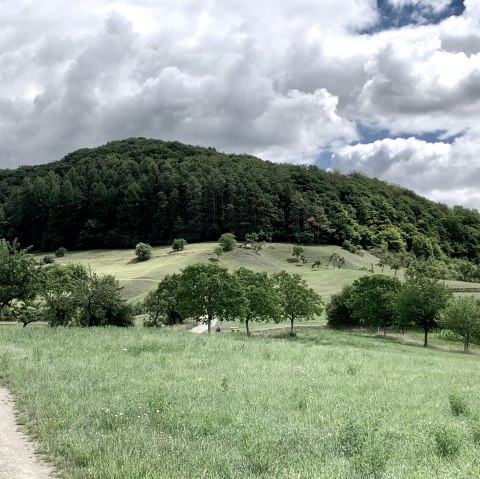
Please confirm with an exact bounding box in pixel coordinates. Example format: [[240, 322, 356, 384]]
[[1, 138, 480, 268]]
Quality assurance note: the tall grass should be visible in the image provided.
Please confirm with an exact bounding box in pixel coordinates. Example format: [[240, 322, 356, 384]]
[[1, 326, 480, 478]]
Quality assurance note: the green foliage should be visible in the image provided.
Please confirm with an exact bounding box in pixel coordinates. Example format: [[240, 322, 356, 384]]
[[143, 274, 182, 327], [0, 239, 39, 316], [177, 263, 246, 332], [172, 238, 187, 251], [272, 271, 323, 335], [311, 259, 322, 269], [218, 233, 236, 252], [328, 252, 346, 269], [11, 300, 42, 327], [41, 263, 88, 327], [396, 273, 453, 347], [233, 268, 281, 334], [54, 247, 67, 258], [439, 296, 480, 351], [213, 245, 224, 259], [43, 254, 55, 264], [326, 285, 358, 329], [75, 270, 133, 327], [347, 275, 402, 333], [291, 245, 305, 260], [1, 137, 480, 278], [135, 242, 152, 261]]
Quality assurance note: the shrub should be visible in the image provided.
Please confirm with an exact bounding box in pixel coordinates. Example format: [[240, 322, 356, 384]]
[[54, 247, 67, 258], [43, 255, 55, 264], [326, 285, 359, 328], [218, 233, 236, 252], [172, 238, 187, 251], [135, 242, 152, 261]]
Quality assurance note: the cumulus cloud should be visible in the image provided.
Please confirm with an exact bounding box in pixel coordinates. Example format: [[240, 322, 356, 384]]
[[332, 130, 480, 208], [0, 0, 479, 208]]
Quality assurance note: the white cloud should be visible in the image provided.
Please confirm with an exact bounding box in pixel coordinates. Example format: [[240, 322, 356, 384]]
[[332, 131, 480, 208], [1, 0, 480, 208]]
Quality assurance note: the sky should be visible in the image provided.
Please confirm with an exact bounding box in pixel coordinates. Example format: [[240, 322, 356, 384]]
[[1, 0, 479, 209]]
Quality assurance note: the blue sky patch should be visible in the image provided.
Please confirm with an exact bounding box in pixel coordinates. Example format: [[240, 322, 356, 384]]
[[361, 0, 465, 34]]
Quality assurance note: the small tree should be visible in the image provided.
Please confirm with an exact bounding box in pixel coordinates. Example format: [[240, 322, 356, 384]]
[[144, 274, 183, 327], [177, 263, 247, 333], [219, 233, 236, 252], [172, 238, 187, 251], [328, 253, 346, 269], [43, 254, 55, 264], [234, 268, 281, 335], [213, 246, 224, 260], [54, 247, 67, 258], [273, 271, 323, 335], [292, 245, 305, 261], [326, 285, 358, 329], [312, 259, 322, 269], [347, 275, 401, 335], [0, 239, 39, 319], [439, 296, 480, 351], [396, 273, 452, 347], [135, 242, 152, 261]]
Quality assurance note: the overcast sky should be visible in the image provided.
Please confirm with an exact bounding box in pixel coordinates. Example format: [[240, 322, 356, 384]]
[[1, 0, 479, 208]]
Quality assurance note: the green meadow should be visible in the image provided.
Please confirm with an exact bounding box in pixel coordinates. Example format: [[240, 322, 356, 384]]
[[1, 326, 480, 479], [44, 243, 400, 303]]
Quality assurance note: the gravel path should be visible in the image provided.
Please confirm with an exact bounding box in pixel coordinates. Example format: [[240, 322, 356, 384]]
[[0, 388, 55, 479]]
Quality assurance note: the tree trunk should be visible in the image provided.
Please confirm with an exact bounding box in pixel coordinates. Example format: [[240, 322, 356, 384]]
[[246, 319, 250, 336], [290, 318, 294, 336], [207, 313, 212, 333], [383, 324, 387, 336], [464, 335, 469, 352], [423, 328, 428, 347]]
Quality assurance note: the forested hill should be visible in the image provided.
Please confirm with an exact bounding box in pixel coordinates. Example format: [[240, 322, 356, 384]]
[[0, 137, 479, 261]]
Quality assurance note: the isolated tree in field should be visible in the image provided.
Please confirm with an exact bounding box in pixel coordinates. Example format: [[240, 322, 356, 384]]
[[144, 274, 183, 327], [347, 275, 401, 335], [292, 245, 305, 261], [0, 239, 39, 319], [177, 263, 247, 333], [213, 245, 224, 260], [135, 242, 152, 261], [75, 270, 133, 327], [396, 274, 452, 347], [312, 259, 322, 269], [234, 268, 281, 335], [328, 253, 345, 269], [243, 232, 259, 248], [272, 271, 323, 335], [54, 247, 67, 258], [218, 233, 236, 252], [439, 296, 480, 351], [41, 263, 88, 326], [172, 238, 187, 251], [12, 300, 42, 327]]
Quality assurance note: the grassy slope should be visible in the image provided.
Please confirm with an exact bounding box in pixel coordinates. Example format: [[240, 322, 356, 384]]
[[44, 243, 398, 303], [1, 327, 480, 479]]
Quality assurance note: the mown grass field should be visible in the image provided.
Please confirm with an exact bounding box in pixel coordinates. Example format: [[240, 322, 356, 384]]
[[1, 326, 480, 479]]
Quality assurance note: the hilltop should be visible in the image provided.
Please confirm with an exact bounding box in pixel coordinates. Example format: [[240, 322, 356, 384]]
[[1, 138, 480, 270]]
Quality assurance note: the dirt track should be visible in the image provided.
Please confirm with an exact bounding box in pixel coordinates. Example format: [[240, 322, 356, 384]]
[[0, 388, 55, 479]]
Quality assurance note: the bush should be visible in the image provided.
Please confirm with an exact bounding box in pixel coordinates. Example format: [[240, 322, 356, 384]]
[[172, 238, 187, 251], [326, 285, 359, 328], [135, 242, 152, 261], [219, 233, 236, 252], [43, 255, 55, 264], [55, 247, 67, 258]]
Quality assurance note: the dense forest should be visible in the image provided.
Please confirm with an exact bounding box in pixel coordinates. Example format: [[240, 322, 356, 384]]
[[1, 138, 480, 265]]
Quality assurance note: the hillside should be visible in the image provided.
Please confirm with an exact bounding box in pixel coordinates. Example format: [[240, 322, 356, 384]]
[[44, 243, 480, 304], [2, 138, 480, 266]]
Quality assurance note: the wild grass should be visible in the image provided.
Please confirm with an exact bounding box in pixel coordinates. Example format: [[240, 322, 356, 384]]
[[1, 326, 480, 478]]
